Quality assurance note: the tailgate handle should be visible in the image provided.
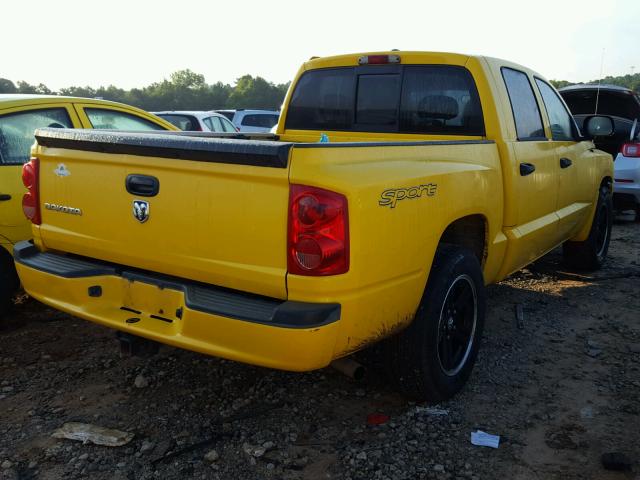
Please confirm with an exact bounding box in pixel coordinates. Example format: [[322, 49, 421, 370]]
[[0, 193, 11, 201], [519, 163, 536, 176], [126, 175, 159, 197]]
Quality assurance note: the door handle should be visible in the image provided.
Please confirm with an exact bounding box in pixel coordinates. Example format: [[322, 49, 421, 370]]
[[519, 163, 536, 176], [0, 193, 11, 201], [560, 157, 572, 168], [125, 174, 159, 197]]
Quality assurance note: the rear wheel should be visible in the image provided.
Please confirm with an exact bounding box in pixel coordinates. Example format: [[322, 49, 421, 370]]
[[0, 253, 19, 321], [563, 185, 613, 271], [385, 245, 486, 402]]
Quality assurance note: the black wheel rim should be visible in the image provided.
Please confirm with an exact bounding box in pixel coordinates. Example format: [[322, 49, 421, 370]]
[[437, 274, 477, 377], [595, 203, 610, 258]]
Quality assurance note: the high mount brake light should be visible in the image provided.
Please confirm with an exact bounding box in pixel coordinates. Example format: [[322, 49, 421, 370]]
[[288, 185, 349, 276], [358, 55, 401, 65], [621, 142, 640, 157], [22, 157, 41, 225]]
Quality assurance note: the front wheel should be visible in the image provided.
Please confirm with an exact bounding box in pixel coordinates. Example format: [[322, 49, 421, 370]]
[[563, 185, 613, 271], [385, 245, 486, 402]]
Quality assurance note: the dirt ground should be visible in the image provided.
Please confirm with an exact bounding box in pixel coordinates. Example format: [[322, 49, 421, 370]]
[[1, 217, 639, 480]]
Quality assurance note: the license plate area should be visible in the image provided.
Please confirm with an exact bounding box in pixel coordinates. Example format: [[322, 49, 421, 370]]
[[122, 279, 184, 323]]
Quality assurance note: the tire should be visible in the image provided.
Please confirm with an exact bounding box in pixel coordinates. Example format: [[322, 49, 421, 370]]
[[563, 185, 613, 271], [635, 206, 640, 223], [385, 245, 486, 402], [0, 254, 19, 321]]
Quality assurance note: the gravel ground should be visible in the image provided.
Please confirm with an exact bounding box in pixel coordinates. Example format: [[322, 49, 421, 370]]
[[1, 217, 639, 480]]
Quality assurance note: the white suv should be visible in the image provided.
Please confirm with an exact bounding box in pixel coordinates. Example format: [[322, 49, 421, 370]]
[[215, 109, 280, 133]]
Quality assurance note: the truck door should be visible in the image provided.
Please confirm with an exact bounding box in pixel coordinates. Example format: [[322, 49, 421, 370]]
[[534, 78, 597, 240], [0, 104, 80, 243], [499, 67, 560, 270]]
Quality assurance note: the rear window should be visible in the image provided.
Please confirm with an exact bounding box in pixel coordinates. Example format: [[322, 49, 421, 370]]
[[158, 114, 199, 131], [561, 90, 640, 120], [241, 114, 279, 128], [285, 65, 484, 136]]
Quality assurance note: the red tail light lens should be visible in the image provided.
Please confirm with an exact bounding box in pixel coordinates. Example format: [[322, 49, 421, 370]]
[[288, 185, 349, 276], [22, 157, 41, 225], [621, 143, 640, 157]]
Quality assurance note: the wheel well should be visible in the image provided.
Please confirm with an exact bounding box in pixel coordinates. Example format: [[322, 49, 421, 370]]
[[439, 215, 487, 265], [0, 246, 19, 291]]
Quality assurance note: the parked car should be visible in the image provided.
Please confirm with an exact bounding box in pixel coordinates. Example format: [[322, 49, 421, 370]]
[[560, 85, 640, 218], [609, 120, 640, 219], [153, 111, 238, 133], [215, 109, 279, 133], [0, 94, 176, 319], [15, 52, 613, 401]]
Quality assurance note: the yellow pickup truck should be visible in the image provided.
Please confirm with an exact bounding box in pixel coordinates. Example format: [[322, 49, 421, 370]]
[[0, 95, 176, 319], [14, 52, 614, 401]]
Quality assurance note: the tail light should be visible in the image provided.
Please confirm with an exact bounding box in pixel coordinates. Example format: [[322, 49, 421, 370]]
[[621, 143, 640, 157], [22, 157, 41, 225], [288, 185, 349, 276]]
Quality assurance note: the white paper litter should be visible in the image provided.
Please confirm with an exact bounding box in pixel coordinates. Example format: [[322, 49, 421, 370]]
[[51, 422, 134, 447], [415, 406, 449, 416], [470, 430, 500, 448]]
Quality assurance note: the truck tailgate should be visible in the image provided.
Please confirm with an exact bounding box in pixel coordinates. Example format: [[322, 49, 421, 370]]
[[33, 129, 292, 299]]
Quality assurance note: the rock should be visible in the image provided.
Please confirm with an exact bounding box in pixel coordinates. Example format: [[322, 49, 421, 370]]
[[1, 460, 13, 469], [262, 441, 275, 450], [243, 443, 266, 458], [140, 440, 155, 453], [356, 451, 367, 461], [601, 452, 632, 471], [134, 375, 149, 389], [78, 453, 89, 461], [204, 450, 219, 463], [434, 464, 445, 472], [1, 386, 13, 393], [580, 406, 594, 419], [627, 344, 640, 354], [28, 461, 37, 469]]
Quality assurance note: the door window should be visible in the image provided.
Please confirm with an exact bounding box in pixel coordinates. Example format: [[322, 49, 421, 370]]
[[535, 79, 576, 141], [204, 116, 224, 132], [502, 68, 545, 140], [0, 108, 72, 165], [220, 117, 237, 132], [84, 108, 164, 131]]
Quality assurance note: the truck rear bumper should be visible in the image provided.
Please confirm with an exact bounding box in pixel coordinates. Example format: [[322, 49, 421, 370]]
[[14, 241, 341, 371]]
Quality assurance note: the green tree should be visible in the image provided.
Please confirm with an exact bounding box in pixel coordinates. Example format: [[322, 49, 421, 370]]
[[0, 78, 17, 93], [227, 75, 288, 110], [16, 81, 52, 94]]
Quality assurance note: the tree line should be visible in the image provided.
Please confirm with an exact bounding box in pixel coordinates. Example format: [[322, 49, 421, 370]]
[[0, 70, 290, 111], [550, 72, 640, 93], [1, 69, 637, 113]]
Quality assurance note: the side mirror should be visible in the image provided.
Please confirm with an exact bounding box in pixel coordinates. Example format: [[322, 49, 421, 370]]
[[583, 115, 614, 138]]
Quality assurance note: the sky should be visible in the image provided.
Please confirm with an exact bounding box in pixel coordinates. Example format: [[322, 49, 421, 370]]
[[2, 0, 639, 90]]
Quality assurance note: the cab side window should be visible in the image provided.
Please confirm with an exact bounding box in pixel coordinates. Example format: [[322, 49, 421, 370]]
[[535, 79, 576, 141], [84, 108, 164, 131], [0, 108, 72, 165], [501, 68, 545, 140]]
